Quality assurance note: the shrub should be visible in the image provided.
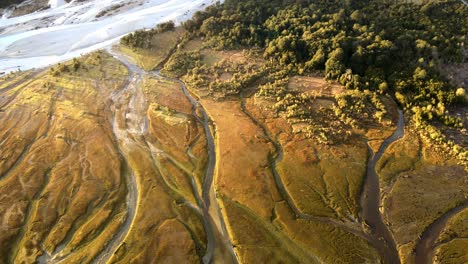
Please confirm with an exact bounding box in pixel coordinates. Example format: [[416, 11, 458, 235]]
[[157, 21, 175, 32], [455, 87, 466, 103]]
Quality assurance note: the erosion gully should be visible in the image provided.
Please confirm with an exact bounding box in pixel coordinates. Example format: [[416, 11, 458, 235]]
[[161, 71, 238, 264], [106, 49, 238, 264], [37, 52, 142, 264]]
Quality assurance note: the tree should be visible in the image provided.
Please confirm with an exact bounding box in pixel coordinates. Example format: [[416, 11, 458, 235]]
[[200, 17, 221, 37], [157, 21, 175, 32], [325, 48, 345, 79], [395, 91, 407, 107], [413, 67, 427, 80], [350, 10, 363, 22], [350, 45, 365, 75], [306, 48, 326, 70]]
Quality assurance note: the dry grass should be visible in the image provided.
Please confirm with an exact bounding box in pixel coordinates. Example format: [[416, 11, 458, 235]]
[[0, 52, 130, 263], [434, 208, 468, 264], [199, 48, 263, 68], [206, 111, 380, 262], [185, 78, 377, 263], [221, 197, 320, 264], [273, 201, 380, 264], [107, 73, 206, 263], [143, 76, 207, 192], [176, 46, 394, 262], [435, 239, 468, 264], [377, 129, 468, 263], [179, 39, 204, 52], [276, 137, 368, 220], [247, 92, 395, 222], [2, 32, 466, 263], [199, 98, 281, 219], [0, 51, 206, 263]]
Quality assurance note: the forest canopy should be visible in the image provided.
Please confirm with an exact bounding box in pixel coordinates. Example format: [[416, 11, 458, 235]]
[[180, 0, 467, 125]]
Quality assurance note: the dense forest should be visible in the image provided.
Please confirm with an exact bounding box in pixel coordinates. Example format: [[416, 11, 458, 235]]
[[180, 0, 467, 127]]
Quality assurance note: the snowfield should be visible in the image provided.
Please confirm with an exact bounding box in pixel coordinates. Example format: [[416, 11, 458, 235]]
[[0, 0, 218, 73]]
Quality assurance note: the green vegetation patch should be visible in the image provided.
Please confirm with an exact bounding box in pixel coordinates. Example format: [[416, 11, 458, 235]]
[[120, 24, 184, 71]]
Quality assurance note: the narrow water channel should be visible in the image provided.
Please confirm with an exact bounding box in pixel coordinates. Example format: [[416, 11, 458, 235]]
[[239, 94, 365, 233], [360, 109, 405, 264], [108, 49, 238, 264], [158, 72, 238, 264], [414, 201, 468, 264]]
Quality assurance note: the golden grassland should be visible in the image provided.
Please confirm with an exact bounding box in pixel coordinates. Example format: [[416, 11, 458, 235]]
[[192, 86, 381, 264], [143, 76, 208, 199], [245, 91, 387, 263], [106, 72, 205, 263], [175, 40, 382, 262], [250, 79, 396, 222], [377, 129, 467, 263], [0, 51, 130, 263], [0, 50, 208, 263], [287, 75, 344, 97], [171, 34, 467, 264], [106, 138, 201, 264], [435, 208, 468, 264]]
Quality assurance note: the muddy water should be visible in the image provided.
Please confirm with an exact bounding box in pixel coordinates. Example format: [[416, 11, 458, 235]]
[[361, 109, 405, 264], [414, 201, 468, 264]]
